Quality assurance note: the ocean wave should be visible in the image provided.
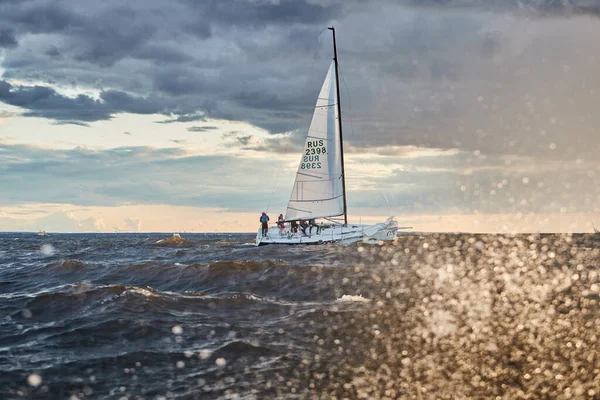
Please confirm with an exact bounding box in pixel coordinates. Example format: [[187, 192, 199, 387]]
[[48, 259, 87, 269], [215, 340, 276, 356], [4, 233, 600, 399], [336, 294, 371, 303], [207, 260, 266, 272], [10, 282, 299, 317]]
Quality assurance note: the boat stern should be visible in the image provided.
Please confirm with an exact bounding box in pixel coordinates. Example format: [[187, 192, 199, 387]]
[[255, 229, 263, 246], [362, 216, 399, 242]]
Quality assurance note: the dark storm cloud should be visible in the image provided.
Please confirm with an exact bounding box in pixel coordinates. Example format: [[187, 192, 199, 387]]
[[196, 0, 339, 26], [10, 2, 83, 35], [0, 80, 107, 121], [0, 80, 173, 122], [44, 46, 61, 59], [133, 44, 194, 65], [0, 0, 337, 130], [69, 7, 156, 67], [0, 28, 18, 49], [151, 67, 206, 95], [1, 0, 600, 153]]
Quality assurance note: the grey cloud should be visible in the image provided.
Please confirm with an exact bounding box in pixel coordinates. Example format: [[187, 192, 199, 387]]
[[220, 132, 257, 146], [158, 114, 207, 124], [403, 0, 600, 17], [363, 151, 600, 216], [0, 28, 18, 49], [44, 46, 61, 59], [0, 142, 598, 218], [4, 2, 155, 66], [187, 126, 218, 132], [0, 144, 277, 210], [196, 0, 339, 27], [70, 7, 156, 67], [244, 131, 305, 154], [133, 44, 194, 65], [181, 20, 212, 39], [100, 90, 167, 115], [11, 2, 83, 35], [0, 0, 333, 131], [53, 120, 90, 127], [237, 135, 253, 145], [152, 66, 206, 95], [0, 80, 110, 121], [0, 80, 174, 122]]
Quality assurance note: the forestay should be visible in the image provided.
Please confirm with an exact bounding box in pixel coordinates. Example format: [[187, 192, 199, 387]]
[[284, 61, 344, 221]]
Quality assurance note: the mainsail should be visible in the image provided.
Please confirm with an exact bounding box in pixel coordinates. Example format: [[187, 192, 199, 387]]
[[284, 61, 344, 221]]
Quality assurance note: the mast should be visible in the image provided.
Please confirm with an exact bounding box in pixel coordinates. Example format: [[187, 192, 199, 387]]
[[328, 26, 348, 225]]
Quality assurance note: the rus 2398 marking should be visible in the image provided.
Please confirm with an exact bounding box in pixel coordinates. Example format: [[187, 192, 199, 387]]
[[305, 147, 326, 155], [302, 140, 326, 169]]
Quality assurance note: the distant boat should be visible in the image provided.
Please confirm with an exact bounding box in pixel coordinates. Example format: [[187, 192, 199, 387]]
[[37, 231, 48, 237], [256, 27, 408, 246], [593, 224, 600, 235]]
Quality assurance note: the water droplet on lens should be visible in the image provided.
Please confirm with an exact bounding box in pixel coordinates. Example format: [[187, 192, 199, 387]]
[[27, 374, 42, 387], [40, 244, 55, 256], [198, 349, 212, 359], [171, 325, 183, 335]]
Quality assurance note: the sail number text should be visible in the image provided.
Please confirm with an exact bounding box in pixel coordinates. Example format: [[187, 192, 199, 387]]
[[302, 140, 326, 169]]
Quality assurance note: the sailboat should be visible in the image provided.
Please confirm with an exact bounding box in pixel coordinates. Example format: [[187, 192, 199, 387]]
[[256, 27, 406, 246]]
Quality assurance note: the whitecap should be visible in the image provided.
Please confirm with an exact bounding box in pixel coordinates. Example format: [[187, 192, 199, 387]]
[[336, 294, 371, 303], [127, 287, 156, 297]]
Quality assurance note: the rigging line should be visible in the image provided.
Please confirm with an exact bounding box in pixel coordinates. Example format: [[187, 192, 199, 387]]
[[339, 65, 394, 217], [338, 64, 358, 148], [374, 182, 393, 217], [265, 149, 287, 215], [265, 29, 326, 214], [318, 27, 329, 43]]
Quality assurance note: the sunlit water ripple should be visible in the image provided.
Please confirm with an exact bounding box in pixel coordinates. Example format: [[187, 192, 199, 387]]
[[1, 232, 598, 399]]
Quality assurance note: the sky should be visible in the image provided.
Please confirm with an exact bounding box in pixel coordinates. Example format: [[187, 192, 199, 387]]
[[1, 0, 600, 233]]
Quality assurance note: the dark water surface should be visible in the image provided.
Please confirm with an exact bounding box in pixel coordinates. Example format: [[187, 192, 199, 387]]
[[1, 233, 599, 399]]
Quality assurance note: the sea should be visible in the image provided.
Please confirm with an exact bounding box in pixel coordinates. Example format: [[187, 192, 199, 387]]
[[0, 232, 598, 399]]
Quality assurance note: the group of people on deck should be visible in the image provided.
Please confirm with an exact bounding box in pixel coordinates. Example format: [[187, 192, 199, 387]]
[[260, 212, 321, 238]]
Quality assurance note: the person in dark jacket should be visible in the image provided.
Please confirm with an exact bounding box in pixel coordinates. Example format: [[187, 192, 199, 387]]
[[290, 220, 298, 234], [299, 220, 309, 237], [309, 218, 320, 235], [259, 212, 270, 236]]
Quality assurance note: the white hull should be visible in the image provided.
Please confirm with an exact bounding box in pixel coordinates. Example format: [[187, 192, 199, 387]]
[[255, 217, 402, 246]]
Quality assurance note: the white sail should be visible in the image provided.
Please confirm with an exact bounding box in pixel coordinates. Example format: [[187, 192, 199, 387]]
[[255, 27, 402, 246], [284, 61, 344, 221]]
